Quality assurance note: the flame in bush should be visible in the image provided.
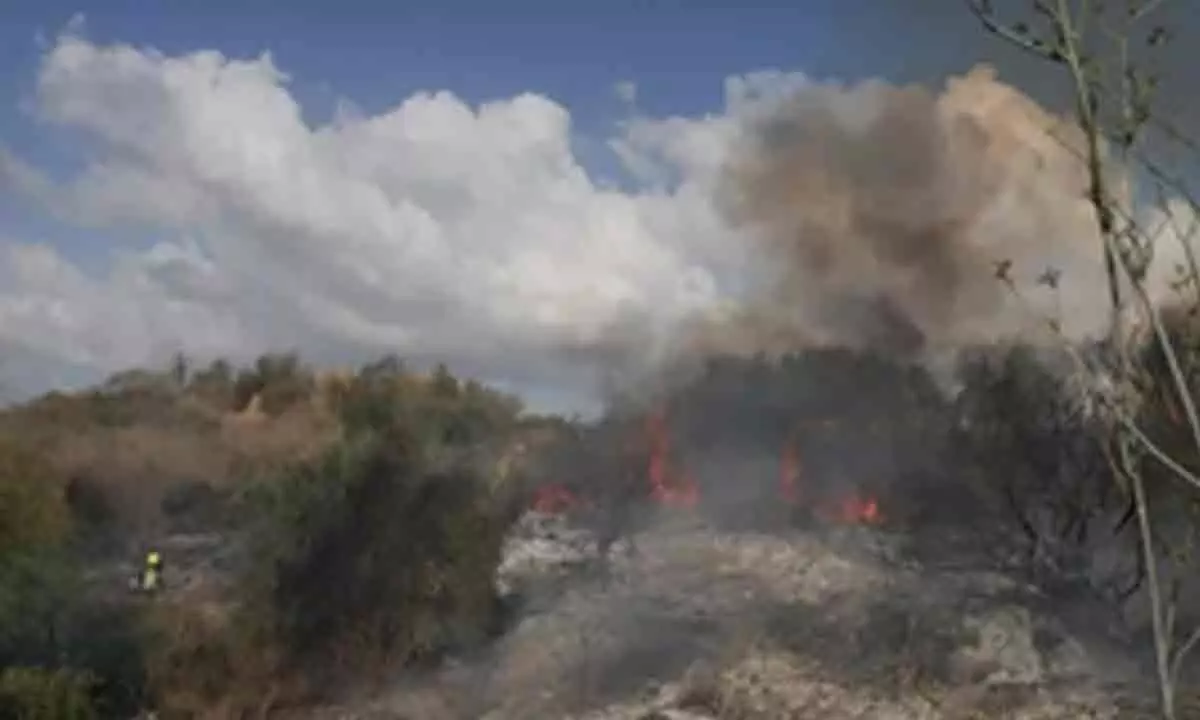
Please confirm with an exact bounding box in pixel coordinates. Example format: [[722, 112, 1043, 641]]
[[645, 408, 700, 509], [530, 412, 881, 523], [780, 432, 882, 525], [532, 483, 578, 514], [827, 494, 881, 524]]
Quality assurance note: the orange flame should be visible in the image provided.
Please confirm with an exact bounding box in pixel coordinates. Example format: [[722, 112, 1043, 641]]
[[534, 414, 882, 524], [826, 494, 881, 524], [645, 408, 699, 509], [532, 483, 579, 514], [781, 429, 882, 525]]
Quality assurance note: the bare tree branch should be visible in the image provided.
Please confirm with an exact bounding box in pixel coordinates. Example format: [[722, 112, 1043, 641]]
[[970, 2, 1200, 713]]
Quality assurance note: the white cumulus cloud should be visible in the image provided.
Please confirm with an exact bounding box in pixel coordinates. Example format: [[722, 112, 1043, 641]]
[[1, 30, 788, 408]]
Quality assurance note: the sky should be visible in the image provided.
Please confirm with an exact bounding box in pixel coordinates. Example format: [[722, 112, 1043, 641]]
[[0, 0, 1191, 413]]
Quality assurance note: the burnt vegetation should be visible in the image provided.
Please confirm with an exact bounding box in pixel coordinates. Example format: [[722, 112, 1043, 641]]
[[0, 324, 1197, 717]]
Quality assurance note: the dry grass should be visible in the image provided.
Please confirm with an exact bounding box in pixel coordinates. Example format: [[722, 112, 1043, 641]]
[[143, 599, 308, 720], [0, 394, 342, 539]]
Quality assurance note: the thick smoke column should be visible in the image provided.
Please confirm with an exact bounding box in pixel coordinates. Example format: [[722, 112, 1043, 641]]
[[697, 65, 1115, 360]]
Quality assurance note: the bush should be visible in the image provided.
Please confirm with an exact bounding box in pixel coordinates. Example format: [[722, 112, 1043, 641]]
[[0, 440, 76, 671], [238, 429, 509, 688], [0, 439, 149, 719], [0, 667, 99, 720], [1121, 308, 1200, 623], [0, 549, 149, 718], [142, 600, 288, 719], [952, 344, 1138, 597], [233, 353, 314, 416], [185, 364, 526, 704], [0, 547, 78, 668], [617, 348, 955, 525], [0, 438, 69, 553], [335, 359, 522, 450]]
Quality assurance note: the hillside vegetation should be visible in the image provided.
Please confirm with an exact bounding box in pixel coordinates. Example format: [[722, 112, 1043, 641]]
[[0, 353, 541, 718], [1, 330, 1197, 718]]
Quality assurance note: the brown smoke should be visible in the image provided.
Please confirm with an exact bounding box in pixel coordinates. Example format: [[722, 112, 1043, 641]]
[[697, 64, 1112, 360]]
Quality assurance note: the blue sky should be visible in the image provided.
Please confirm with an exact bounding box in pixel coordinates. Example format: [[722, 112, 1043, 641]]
[[0, 0, 1030, 162], [4, 1, 931, 119]]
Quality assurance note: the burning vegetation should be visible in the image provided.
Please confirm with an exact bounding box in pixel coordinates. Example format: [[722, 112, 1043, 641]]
[[529, 348, 952, 538], [532, 397, 884, 525], [492, 334, 1200, 718]]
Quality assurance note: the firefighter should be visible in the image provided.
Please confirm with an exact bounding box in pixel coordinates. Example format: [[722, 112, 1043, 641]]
[[135, 550, 164, 595]]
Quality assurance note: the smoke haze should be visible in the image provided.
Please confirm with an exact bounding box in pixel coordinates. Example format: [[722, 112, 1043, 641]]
[[667, 64, 1190, 372]]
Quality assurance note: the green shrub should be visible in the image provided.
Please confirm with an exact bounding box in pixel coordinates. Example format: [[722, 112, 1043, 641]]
[[335, 359, 521, 447], [0, 547, 78, 667], [0, 667, 99, 720], [0, 549, 148, 717], [238, 422, 510, 688], [0, 439, 69, 554], [59, 602, 149, 718], [0, 440, 77, 671], [0, 440, 148, 719]]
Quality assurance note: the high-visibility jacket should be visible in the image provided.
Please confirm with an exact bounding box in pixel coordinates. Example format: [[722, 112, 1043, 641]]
[[140, 567, 161, 592], [139, 551, 164, 593]]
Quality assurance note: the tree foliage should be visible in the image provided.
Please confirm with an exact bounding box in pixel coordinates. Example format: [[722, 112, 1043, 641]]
[[241, 432, 507, 681], [145, 356, 525, 710]]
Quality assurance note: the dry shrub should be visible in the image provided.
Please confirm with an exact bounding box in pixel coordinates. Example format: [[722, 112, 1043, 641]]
[[0, 436, 70, 551], [952, 345, 1131, 582], [143, 600, 303, 720], [1123, 307, 1200, 628], [12, 398, 339, 543], [0, 354, 340, 545], [49, 425, 237, 538], [218, 401, 341, 478]]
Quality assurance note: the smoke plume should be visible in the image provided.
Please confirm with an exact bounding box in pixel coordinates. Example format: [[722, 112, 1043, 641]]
[[688, 65, 1121, 363]]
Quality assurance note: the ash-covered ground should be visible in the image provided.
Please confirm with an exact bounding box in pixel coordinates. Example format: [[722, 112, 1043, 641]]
[[305, 507, 1191, 720]]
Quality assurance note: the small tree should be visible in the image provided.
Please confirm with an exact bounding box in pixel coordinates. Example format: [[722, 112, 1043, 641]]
[[228, 363, 518, 696], [231, 352, 314, 415], [188, 358, 235, 409]]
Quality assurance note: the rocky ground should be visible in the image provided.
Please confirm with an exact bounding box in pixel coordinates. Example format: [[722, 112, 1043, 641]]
[[303, 510, 1198, 720]]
